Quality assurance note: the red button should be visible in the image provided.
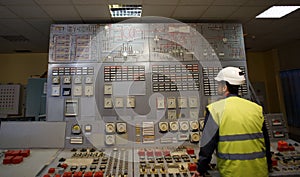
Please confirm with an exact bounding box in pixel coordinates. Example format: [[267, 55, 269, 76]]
[[74, 171, 83, 177], [5, 150, 14, 157], [188, 163, 197, 171], [63, 172, 72, 177], [94, 171, 103, 177], [3, 156, 14, 164], [21, 149, 30, 157], [43, 174, 51, 177], [186, 148, 195, 155], [155, 150, 162, 157], [163, 150, 170, 156], [138, 149, 145, 156], [146, 150, 154, 157], [11, 150, 22, 156], [54, 174, 61, 177], [61, 163, 68, 169], [84, 171, 93, 177], [12, 156, 23, 164], [48, 168, 56, 174]]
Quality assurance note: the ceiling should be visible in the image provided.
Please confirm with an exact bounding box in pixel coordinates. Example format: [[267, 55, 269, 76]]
[[0, 0, 300, 53]]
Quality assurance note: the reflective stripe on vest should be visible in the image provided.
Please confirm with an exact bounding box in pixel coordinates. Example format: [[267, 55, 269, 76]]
[[219, 132, 264, 142], [217, 151, 265, 160]]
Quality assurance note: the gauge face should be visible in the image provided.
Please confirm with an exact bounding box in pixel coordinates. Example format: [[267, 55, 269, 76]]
[[189, 97, 198, 108], [156, 97, 165, 109], [74, 76, 82, 84], [168, 110, 177, 120], [104, 98, 113, 108], [127, 96, 135, 108], [167, 97, 176, 109], [85, 76, 94, 84], [114, 97, 124, 108], [104, 84, 113, 95], [73, 85, 82, 96], [52, 76, 60, 84], [84, 85, 93, 96], [158, 122, 168, 132], [178, 97, 188, 108], [190, 109, 199, 119], [51, 85, 60, 96], [63, 76, 71, 84]]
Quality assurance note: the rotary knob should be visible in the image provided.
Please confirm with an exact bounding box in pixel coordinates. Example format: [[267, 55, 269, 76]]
[[105, 123, 115, 133], [190, 120, 199, 131], [158, 122, 168, 132], [169, 121, 179, 131]]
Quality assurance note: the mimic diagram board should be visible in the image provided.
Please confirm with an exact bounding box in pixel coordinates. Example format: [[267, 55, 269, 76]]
[[46, 23, 250, 149]]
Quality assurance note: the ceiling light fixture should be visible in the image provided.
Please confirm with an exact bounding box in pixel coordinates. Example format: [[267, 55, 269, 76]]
[[256, 6, 300, 18], [109, 4, 142, 18]]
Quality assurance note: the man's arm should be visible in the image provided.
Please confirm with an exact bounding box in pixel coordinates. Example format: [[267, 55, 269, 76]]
[[262, 120, 272, 171], [196, 109, 219, 175]]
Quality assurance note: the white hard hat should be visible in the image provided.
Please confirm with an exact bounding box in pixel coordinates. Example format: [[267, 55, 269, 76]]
[[215, 67, 245, 85]]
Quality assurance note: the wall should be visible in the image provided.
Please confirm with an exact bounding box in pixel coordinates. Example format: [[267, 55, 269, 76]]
[[278, 40, 300, 71], [0, 53, 48, 85], [246, 50, 282, 114]]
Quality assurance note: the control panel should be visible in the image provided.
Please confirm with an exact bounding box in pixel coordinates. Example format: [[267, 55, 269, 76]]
[[2, 22, 299, 177]]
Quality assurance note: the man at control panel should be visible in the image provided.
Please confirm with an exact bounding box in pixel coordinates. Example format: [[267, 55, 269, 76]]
[[193, 67, 272, 177]]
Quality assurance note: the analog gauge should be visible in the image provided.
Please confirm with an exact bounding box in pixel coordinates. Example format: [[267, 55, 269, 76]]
[[167, 97, 176, 109], [105, 135, 115, 145], [199, 118, 205, 131], [189, 97, 198, 108], [190, 132, 200, 143], [104, 84, 113, 95], [52, 76, 60, 84], [178, 97, 188, 108], [71, 124, 81, 135], [85, 76, 94, 84], [116, 122, 127, 134], [84, 85, 93, 96], [168, 110, 177, 120], [104, 98, 113, 108], [74, 76, 82, 84], [169, 121, 179, 132], [105, 123, 115, 133], [51, 85, 60, 96], [127, 96, 135, 108], [156, 97, 165, 109], [63, 76, 71, 84], [158, 122, 169, 133], [73, 85, 82, 96], [190, 109, 199, 119], [114, 97, 124, 108], [179, 121, 189, 131], [190, 120, 199, 131]]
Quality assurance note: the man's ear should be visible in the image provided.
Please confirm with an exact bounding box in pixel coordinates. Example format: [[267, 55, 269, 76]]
[[222, 85, 227, 92]]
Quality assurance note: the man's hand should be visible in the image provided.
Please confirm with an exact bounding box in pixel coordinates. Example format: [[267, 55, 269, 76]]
[[192, 171, 203, 177]]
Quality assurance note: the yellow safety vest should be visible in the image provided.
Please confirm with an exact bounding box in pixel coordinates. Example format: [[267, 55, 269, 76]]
[[207, 96, 268, 177]]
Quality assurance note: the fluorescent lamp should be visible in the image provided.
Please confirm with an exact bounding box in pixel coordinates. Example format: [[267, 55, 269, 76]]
[[109, 4, 142, 18], [256, 6, 300, 18]]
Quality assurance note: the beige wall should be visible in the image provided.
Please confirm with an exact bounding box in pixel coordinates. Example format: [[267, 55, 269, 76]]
[[0, 53, 48, 85], [246, 50, 283, 113]]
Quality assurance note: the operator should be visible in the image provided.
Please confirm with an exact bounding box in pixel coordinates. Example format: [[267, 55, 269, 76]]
[[193, 66, 272, 177]]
